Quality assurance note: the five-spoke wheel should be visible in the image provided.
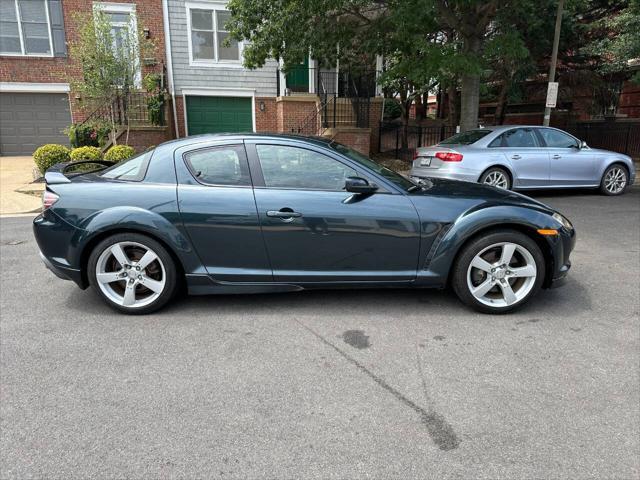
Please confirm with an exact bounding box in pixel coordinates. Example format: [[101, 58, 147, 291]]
[[452, 230, 545, 313], [88, 233, 177, 314]]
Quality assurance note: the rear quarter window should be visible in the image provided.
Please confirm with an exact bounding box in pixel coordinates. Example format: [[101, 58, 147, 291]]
[[100, 150, 152, 182]]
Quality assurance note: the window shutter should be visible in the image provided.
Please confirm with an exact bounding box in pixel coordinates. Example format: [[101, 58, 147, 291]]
[[47, 0, 66, 56]]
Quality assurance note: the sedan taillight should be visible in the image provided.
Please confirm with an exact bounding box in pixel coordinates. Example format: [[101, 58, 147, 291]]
[[43, 190, 59, 210], [435, 151, 463, 162]]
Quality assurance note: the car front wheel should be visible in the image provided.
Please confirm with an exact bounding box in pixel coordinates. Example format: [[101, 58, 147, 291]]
[[452, 230, 545, 314], [600, 164, 628, 196], [88, 233, 178, 314]]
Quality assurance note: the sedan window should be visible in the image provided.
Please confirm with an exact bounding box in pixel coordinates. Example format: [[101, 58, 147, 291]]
[[538, 128, 578, 148], [184, 145, 250, 186], [256, 145, 357, 190], [439, 129, 491, 145], [491, 128, 538, 148]]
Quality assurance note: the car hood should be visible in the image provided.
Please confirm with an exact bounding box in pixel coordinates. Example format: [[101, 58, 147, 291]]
[[410, 177, 553, 213]]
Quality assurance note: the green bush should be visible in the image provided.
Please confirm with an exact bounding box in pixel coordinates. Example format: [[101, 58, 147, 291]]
[[65, 121, 111, 148], [105, 145, 136, 162], [33, 144, 71, 175], [383, 98, 402, 120], [70, 146, 103, 162]]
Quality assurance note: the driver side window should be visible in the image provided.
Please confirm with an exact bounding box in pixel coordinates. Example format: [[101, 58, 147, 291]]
[[256, 145, 357, 190], [538, 128, 579, 148]]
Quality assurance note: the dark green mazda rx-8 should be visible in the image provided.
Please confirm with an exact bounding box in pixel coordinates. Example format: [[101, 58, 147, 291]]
[[34, 134, 576, 315]]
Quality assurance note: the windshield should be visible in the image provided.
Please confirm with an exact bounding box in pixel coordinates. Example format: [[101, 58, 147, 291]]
[[329, 142, 417, 191], [439, 129, 491, 145]]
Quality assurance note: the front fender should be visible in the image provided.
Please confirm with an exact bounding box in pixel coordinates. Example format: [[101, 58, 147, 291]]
[[417, 204, 558, 286], [69, 206, 205, 275]]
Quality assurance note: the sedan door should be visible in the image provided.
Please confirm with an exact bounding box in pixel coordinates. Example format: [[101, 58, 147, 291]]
[[536, 128, 599, 186], [490, 128, 549, 188], [175, 142, 272, 282], [245, 141, 421, 283]]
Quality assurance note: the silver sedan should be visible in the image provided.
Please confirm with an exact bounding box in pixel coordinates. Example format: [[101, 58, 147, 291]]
[[410, 125, 636, 195]]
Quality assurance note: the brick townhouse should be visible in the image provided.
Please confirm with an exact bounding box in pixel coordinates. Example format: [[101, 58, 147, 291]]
[[0, 0, 167, 155]]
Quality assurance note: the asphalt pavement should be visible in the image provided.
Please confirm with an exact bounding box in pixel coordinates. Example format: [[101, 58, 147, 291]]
[[1, 188, 639, 479]]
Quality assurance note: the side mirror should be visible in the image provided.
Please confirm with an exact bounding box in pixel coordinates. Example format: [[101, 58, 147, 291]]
[[345, 176, 378, 194], [580, 140, 588, 149]]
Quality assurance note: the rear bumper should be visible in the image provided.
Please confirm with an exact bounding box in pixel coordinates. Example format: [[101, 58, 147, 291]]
[[411, 169, 478, 184], [39, 250, 84, 286]]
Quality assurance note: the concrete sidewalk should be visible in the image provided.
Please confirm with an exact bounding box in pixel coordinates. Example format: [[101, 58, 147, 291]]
[[0, 156, 43, 216]]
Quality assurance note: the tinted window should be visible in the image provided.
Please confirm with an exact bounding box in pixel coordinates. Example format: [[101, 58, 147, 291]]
[[184, 145, 250, 186], [491, 128, 538, 148], [539, 128, 578, 148], [100, 150, 152, 181], [256, 145, 357, 190], [440, 129, 491, 145]]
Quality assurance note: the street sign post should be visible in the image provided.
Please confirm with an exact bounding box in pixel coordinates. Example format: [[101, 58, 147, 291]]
[[546, 82, 559, 108]]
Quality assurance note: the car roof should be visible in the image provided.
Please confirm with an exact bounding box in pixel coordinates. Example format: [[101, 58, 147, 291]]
[[157, 132, 335, 150], [475, 125, 557, 133]]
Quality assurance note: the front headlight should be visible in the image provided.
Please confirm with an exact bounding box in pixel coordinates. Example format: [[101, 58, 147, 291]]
[[552, 212, 573, 230]]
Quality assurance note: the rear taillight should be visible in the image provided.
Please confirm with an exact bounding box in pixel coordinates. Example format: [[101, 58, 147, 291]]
[[43, 190, 59, 210], [435, 151, 463, 162]]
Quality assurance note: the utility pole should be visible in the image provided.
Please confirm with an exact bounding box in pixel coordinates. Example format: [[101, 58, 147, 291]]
[[543, 0, 564, 126]]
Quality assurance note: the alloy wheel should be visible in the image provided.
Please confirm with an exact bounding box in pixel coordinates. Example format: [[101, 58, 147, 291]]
[[483, 171, 509, 189], [466, 242, 537, 308], [604, 167, 627, 194], [95, 241, 166, 308]]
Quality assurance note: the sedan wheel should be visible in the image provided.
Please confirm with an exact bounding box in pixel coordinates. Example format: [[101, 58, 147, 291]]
[[88, 234, 177, 314], [480, 168, 511, 190], [452, 230, 545, 314], [601, 165, 628, 195]]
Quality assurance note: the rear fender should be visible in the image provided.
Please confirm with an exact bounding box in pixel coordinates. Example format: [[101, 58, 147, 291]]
[[69, 206, 205, 275]]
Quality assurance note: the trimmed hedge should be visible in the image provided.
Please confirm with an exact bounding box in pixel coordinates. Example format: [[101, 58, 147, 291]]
[[105, 145, 136, 162], [70, 146, 103, 162], [33, 144, 71, 175]]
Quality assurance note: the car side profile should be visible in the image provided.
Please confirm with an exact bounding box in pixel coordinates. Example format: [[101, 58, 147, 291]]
[[34, 134, 576, 315], [410, 125, 636, 195]]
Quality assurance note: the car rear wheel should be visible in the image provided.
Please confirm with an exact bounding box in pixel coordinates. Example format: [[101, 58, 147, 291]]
[[479, 167, 512, 190], [88, 233, 178, 314], [452, 230, 545, 314], [600, 164, 628, 196]]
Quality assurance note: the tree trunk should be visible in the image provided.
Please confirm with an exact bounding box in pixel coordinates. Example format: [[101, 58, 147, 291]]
[[459, 37, 482, 132], [494, 80, 510, 125], [447, 85, 458, 127]]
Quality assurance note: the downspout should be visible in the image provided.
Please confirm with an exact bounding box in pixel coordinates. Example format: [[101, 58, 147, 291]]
[[162, 0, 179, 138]]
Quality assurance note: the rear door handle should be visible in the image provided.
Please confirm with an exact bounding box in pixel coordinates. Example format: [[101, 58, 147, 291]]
[[266, 209, 302, 218], [511, 154, 521, 160], [552, 154, 561, 159]]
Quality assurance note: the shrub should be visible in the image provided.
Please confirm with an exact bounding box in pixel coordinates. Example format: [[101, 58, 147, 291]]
[[383, 98, 402, 120], [70, 146, 103, 162], [33, 144, 71, 174], [65, 121, 111, 148], [105, 145, 136, 162]]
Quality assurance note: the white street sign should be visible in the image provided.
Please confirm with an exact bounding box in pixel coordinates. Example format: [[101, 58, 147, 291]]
[[546, 82, 559, 108]]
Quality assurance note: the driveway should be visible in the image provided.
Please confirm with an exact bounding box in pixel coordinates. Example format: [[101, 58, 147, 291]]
[[1, 189, 638, 479], [0, 156, 42, 216]]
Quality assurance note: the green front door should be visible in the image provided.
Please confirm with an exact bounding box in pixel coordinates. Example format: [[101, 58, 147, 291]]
[[285, 57, 309, 93], [186, 96, 253, 135]]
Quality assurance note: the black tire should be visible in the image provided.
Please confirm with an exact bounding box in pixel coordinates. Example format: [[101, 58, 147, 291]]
[[599, 164, 629, 196], [451, 229, 545, 314], [88, 233, 178, 314], [479, 167, 512, 190]]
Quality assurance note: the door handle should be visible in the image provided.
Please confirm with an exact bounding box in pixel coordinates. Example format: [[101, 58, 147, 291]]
[[511, 154, 521, 160], [266, 209, 302, 219], [552, 154, 561, 159]]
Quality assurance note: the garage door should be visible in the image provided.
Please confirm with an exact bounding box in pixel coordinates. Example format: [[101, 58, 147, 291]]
[[186, 96, 253, 135], [0, 93, 71, 156]]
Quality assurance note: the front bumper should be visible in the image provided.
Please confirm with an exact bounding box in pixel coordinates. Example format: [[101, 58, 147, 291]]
[[545, 226, 576, 288]]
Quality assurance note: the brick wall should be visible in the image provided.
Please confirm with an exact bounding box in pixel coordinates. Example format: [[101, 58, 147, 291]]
[[0, 0, 166, 123], [276, 97, 319, 134], [368, 97, 383, 153], [255, 97, 278, 132], [115, 126, 172, 152], [326, 128, 371, 156]]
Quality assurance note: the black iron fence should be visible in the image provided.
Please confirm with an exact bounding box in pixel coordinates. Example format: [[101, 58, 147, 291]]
[[277, 67, 377, 98], [292, 95, 371, 136], [566, 121, 640, 158], [379, 122, 457, 161], [79, 91, 167, 130]]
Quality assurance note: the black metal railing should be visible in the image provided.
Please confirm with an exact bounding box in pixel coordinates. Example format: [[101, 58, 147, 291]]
[[277, 67, 378, 98], [291, 94, 371, 136], [78, 91, 167, 130], [566, 121, 640, 158], [378, 122, 457, 161]]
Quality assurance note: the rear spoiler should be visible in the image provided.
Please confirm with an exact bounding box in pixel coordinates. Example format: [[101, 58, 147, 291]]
[[44, 160, 115, 184]]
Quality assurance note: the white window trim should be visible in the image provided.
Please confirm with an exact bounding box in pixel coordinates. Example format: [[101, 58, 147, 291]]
[[185, 1, 243, 68], [182, 87, 256, 136], [0, 0, 54, 58], [0, 82, 70, 93], [93, 2, 141, 87]]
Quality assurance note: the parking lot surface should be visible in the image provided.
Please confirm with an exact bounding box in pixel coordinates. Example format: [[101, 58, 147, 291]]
[[1, 188, 639, 479]]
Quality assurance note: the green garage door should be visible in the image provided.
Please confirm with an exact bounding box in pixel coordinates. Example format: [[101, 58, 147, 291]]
[[186, 96, 253, 135]]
